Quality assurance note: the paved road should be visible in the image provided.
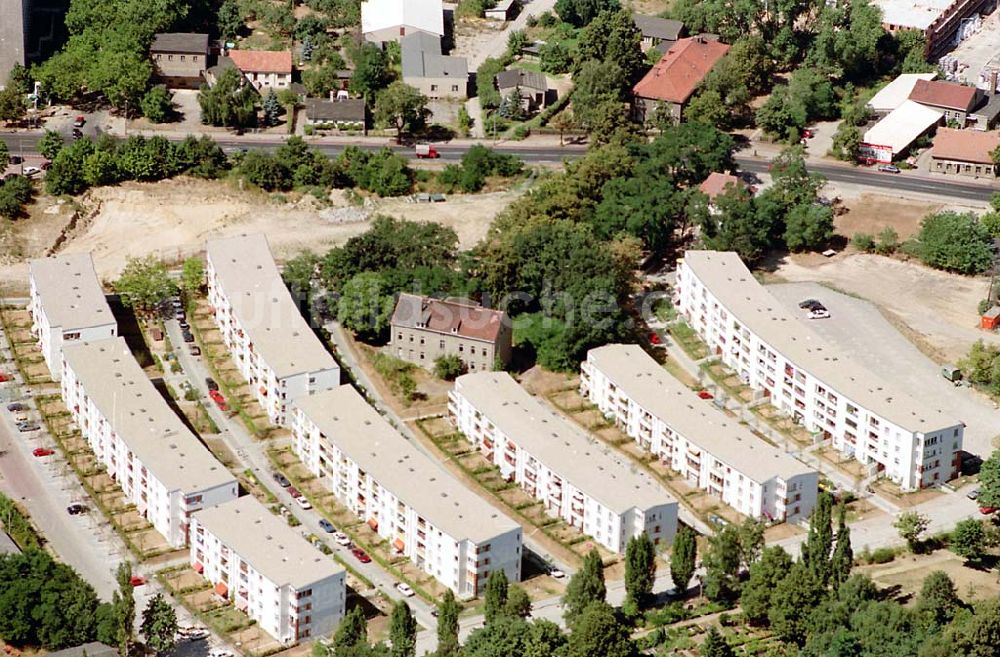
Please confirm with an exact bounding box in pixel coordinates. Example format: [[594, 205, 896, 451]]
[[3, 128, 998, 200]]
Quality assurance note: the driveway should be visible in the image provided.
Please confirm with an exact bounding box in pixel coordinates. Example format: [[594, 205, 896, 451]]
[[766, 282, 1000, 458]]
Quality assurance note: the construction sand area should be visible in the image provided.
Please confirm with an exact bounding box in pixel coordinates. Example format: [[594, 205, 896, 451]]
[[0, 177, 523, 293]]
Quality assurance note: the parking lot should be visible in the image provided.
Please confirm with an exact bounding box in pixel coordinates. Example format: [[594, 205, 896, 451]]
[[945, 8, 999, 88], [766, 282, 999, 458]]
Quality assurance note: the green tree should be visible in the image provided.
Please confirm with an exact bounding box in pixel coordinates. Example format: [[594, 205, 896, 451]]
[[505, 585, 533, 619], [0, 141, 8, 168], [218, 0, 243, 41], [140, 593, 177, 656], [670, 525, 697, 594], [113, 255, 178, 314], [830, 123, 862, 161], [263, 89, 283, 127], [436, 590, 461, 657], [685, 89, 731, 130], [950, 519, 987, 564], [82, 150, 119, 187], [463, 616, 529, 657], [434, 354, 466, 380], [113, 562, 135, 657], [740, 545, 793, 625], [0, 176, 34, 219], [540, 42, 572, 74], [755, 85, 807, 141], [199, 68, 257, 129], [374, 82, 428, 144], [179, 257, 204, 299], [388, 601, 416, 657], [784, 202, 834, 252], [702, 626, 735, 657], [45, 138, 92, 195], [703, 524, 742, 603], [916, 571, 961, 627], [893, 511, 930, 552], [239, 151, 291, 191], [334, 606, 368, 650], [736, 517, 766, 569], [484, 569, 510, 624], [830, 502, 853, 588], [562, 549, 606, 624], [768, 561, 823, 645], [915, 211, 994, 275], [566, 601, 635, 657], [39, 130, 65, 160], [978, 450, 1000, 509], [624, 533, 656, 611], [576, 9, 644, 82], [571, 60, 628, 139], [0, 86, 27, 123], [556, 0, 621, 27], [801, 491, 834, 587], [349, 43, 391, 100], [524, 619, 566, 657], [337, 272, 395, 341], [140, 85, 173, 123]]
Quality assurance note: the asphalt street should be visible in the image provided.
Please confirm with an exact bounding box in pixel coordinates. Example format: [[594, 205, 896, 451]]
[[2, 129, 997, 199]]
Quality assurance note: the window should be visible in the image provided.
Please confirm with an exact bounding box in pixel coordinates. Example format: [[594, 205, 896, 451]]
[[193, 55, 199, 62], [439, 340, 445, 349], [452, 85, 459, 92], [431, 84, 438, 91], [168, 55, 173, 61], [180, 55, 186, 61]]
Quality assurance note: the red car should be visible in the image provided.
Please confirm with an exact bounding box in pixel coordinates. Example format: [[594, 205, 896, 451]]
[[979, 507, 996, 515], [73, 116, 86, 127], [802, 128, 815, 138], [287, 486, 302, 498], [696, 390, 714, 400], [649, 332, 661, 345], [129, 575, 146, 587], [32, 447, 55, 457], [351, 548, 371, 563], [0, 372, 10, 382], [208, 389, 227, 410]]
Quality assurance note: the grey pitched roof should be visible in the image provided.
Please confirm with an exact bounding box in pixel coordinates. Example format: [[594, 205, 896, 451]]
[[495, 68, 547, 93], [304, 97, 366, 122], [401, 31, 468, 79], [151, 32, 209, 54], [632, 14, 684, 41], [973, 93, 1000, 122], [46, 644, 118, 657]]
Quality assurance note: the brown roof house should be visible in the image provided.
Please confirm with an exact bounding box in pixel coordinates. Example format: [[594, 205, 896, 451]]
[[304, 97, 367, 131], [908, 79, 983, 126], [632, 36, 730, 124], [151, 33, 209, 88], [698, 172, 749, 213], [389, 293, 512, 372], [227, 50, 293, 91], [496, 68, 549, 112], [929, 127, 1000, 178]]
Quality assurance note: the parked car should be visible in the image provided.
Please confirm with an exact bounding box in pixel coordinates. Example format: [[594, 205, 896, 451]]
[[188, 345, 201, 356], [798, 299, 823, 310], [179, 321, 190, 330], [273, 471, 291, 487], [318, 519, 335, 533], [6, 403, 27, 412], [9, 155, 22, 164], [208, 649, 233, 657], [18, 422, 40, 432], [174, 309, 186, 321], [352, 547, 371, 563], [0, 373, 11, 382], [23, 166, 40, 177], [206, 377, 219, 392], [802, 128, 815, 138], [30, 448, 53, 458], [548, 567, 565, 579], [73, 116, 86, 127], [209, 389, 226, 411], [967, 489, 980, 500], [649, 332, 661, 345], [72, 128, 83, 140], [287, 486, 302, 498], [129, 575, 146, 587], [182, 628, 208, 641], [295, 496, 312, 510], [335, 532, 351, 547], [696, 390, 714, 400], [808, 309, 831, 319], [66, 503, 88, 515], [396, 583, 415, 597], [14, 413, 29, 422], [181, 330, 194, 343], [877, 164, 900, 173], [979, 506, 996, 515]]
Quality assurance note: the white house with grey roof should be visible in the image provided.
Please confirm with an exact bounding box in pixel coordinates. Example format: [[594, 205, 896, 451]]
[[191, 496, 345, 643], [495, 68, 549, 112], [676, 250, 963, 491], [449, 372, 678, 553], [29, 253, 117, 381], [362, 0, 444, 43], [401, 32, 468, 100], [61, 337, 238, 548], [206, 234, 340, 426], [582, 344, 818, 522], [291, 385, 522, 599]]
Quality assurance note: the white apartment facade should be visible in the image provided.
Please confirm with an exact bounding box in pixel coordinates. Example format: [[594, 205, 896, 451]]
[[292, 385, 522, 599], [206, 234, 340, 426], [449, 372, 678, 554], [191, 496, 346, 644], [29, 254, 117, 380], [581, 344, 818, 522], [61, 338, 238, 547], [676, 251, 963, 491]]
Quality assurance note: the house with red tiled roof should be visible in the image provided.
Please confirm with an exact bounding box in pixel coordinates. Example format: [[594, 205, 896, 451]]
[[929, 127, 1000, 178], [631, 36, 730, 124], [389, 293, 512, 372], [227, 49, 293, 91], [908, 79, 983, 126], [698, 172, 748, 214]]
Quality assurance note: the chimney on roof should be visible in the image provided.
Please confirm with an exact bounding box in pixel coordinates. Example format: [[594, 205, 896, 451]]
[[990, 69, 998, 96]]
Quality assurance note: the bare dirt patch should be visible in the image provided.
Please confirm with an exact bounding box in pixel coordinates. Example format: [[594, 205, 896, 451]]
[[860, 549, 1000, 603], [775, 253, 999, 363], [834, 194, 942, 241], [0, 178, 523, 292]]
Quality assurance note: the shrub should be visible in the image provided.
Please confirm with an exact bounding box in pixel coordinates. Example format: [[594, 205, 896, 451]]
[[875, 226, 899, 255], [434, 354, 466, 380], [870, 547, 895, 564], [851, 232, 875, 252]]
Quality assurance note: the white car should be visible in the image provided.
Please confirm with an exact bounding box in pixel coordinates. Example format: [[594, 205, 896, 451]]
[[549, 568, 565, 579], [181, 628, 209, 641], [334, 532, 351, 546], [209, 649, 233, 657], [396, 583, 415, 597], [808, 309, 831, 320], [295, 496, 312, 510], [23, 166, 41, 176]]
